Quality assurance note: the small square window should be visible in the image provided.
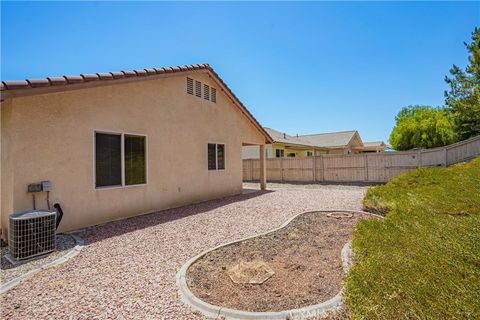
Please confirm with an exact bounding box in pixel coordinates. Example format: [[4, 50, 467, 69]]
[[208, 143, 225, 170]]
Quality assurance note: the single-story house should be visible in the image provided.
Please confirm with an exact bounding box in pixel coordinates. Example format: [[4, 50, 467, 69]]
[[243, 128, 366, 159], [242, 127, 328, 159], [299, 130, 364, 155], [358, 141, 390, 153], [0, 63, 272, 240]]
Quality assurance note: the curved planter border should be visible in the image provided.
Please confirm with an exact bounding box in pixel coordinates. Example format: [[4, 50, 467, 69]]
[[177, 209, 382, 320], [1, 233, 85, 294]]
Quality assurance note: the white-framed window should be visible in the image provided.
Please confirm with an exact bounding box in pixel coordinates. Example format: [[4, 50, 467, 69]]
[[95, 131, 147, 188], [208, 143, 225, 171], [275, 149, 284, 158]]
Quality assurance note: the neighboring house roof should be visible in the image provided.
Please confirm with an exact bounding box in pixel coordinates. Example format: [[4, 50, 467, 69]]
[[363, 141, 386, 147], [264, 127, 317, 147], [0, 63, 273, 143], [362, 141, 391, 150], [299, 130, 362, 148]]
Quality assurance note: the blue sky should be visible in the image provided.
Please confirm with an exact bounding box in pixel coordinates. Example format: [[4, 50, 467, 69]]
[[2, 1, 478, 142]]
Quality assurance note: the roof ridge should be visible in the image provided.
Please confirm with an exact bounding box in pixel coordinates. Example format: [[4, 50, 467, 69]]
[[1, 63, 214, 90], [299, 130, 357, 137]]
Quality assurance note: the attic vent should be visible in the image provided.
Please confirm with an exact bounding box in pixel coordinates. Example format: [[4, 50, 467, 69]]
[[204, 84, 210, 100], [9, 210, 56, 261], [187, 78, 216, 103], [195, 81, 202, 97], [211, 87, 217, 103], [186, 77, 193, 95]]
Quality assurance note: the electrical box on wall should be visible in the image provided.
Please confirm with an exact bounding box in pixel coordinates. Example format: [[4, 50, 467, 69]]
[[28, 183, 42, 193], [41, 181, 51, 192], [28, 181, 51, 192]]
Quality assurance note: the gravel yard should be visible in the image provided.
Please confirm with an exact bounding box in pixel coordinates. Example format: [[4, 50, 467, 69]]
[[0, 183, 366, 319], [1, 234, 77, 285]]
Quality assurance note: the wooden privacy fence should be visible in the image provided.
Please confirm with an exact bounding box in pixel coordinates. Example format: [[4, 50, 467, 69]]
[[243, 135, 480, 183]]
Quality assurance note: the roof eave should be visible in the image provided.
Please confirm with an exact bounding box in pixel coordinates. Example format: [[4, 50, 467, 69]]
[[1, 64, 273, 144]]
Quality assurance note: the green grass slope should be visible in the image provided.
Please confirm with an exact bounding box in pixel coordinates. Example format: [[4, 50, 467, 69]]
[[345, 157, 480, 319]]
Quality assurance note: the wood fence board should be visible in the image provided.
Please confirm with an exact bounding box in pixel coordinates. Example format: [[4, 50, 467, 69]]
[[243, 136, 480, 183]]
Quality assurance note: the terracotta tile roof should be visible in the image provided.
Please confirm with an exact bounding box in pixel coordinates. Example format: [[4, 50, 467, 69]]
[[1, 63, 273, 143], [48, 77, 67, 85], [64, 75, 84, 84], [27, 79, 50, 87], [3, 80, 29, 89]]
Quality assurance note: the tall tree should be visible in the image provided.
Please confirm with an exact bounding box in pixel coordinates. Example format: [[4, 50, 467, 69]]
[[389, 105, 457, 151], [444, 28, 480, 140]]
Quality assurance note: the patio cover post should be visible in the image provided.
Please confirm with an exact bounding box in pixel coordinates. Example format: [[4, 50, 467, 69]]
[[259, 144, 267, 190]]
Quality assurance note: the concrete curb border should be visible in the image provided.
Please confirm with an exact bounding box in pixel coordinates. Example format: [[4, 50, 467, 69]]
[[177, 209, 382, 320], [1, 233, 85, 294]]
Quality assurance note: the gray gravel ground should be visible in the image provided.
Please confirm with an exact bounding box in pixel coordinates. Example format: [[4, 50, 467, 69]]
[[1, 234, 77, 284], [0, 183, 366, 319]]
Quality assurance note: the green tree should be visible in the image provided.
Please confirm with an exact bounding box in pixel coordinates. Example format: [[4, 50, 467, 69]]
[[444, 28, 480, 140], [389, 105, 457, 151]]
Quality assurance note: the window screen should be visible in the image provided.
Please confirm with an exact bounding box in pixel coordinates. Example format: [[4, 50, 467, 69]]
[[125, 135, 146, 185], [217, 144, 225, 170], [208, 143, 217, 170], [95, 133, 122, 187]]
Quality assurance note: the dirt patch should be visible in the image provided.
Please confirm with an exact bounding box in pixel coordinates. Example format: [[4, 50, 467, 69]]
[[186, 211, 372, 312]]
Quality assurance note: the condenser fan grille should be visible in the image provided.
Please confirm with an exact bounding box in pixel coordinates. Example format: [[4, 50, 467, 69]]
[[9, 210, 56, 260]]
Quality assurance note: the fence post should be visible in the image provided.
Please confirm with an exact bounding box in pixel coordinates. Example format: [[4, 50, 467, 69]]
[[444, 147, 448, 167], [251, 159, 255, 181], [280, 156, 284, 183], [313, 155, 316, 182], [417, 150, 422, 167], [364, 153, 368, 182], [321, 154, 325, 182]]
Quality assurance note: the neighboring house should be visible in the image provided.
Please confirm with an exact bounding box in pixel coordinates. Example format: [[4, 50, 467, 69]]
[[359, 141, 390, 153], [242, 127, 328, 159], [242, 128, 365, 159], [299, 130, 364, 155], [0, 63, 272, 240]]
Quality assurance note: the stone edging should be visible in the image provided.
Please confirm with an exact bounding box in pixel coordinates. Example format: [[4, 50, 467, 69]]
[[1, 233, 85, 294], [176, 209, 382, 320]]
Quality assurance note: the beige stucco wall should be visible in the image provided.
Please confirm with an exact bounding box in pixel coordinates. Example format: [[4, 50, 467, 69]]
[[0, 72, 266, 239]]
